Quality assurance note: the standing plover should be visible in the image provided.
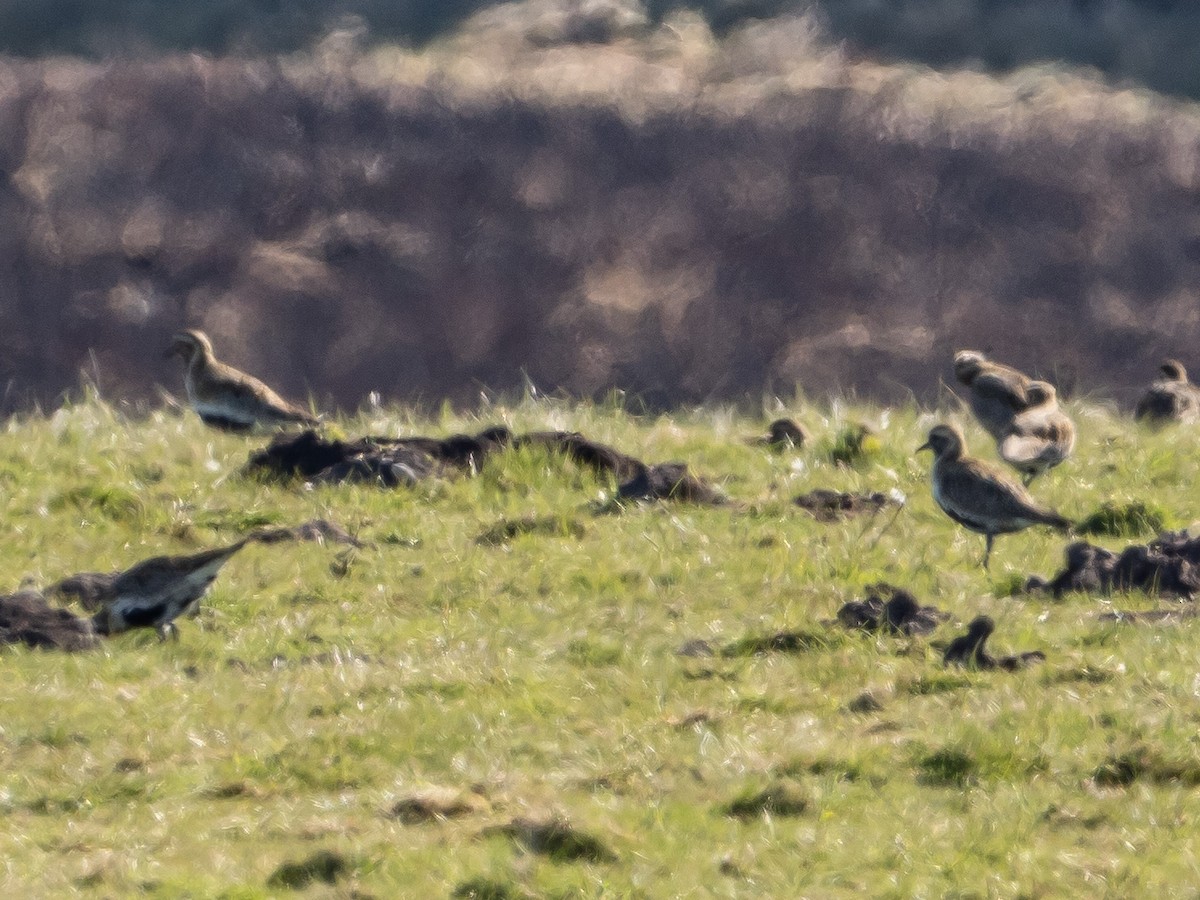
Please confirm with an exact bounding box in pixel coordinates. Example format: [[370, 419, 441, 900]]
[[943, 615, 1045, 670], [167, 329, 318, 432], [918, 424, 1071, 568], [89, 539, 250, 640], [953, 350, 1033, 441], [1135, 359, 1200, 424], [997, 381, 1076, 485]]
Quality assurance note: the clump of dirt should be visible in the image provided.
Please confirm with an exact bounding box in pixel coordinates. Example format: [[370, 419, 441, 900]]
[[616, 462, 725, 505], [474, 515, 586, 546], [0, 590, 99, 652], [245, 427, 512, 484], [721, 629, 834, 657], [1076, 501, 1169, 538], [245, 427, 728, 505], [265, 850, 351, 889], [942, 615, 1045, 671], [515, 431, 645, 481], [251, 518, 365, 547], [483, 816, 617, 863], [748, 418, 809, 450], [1027, 532, 1200, 598], [387, 788, 486, 823], [836, 583, 947, 636]]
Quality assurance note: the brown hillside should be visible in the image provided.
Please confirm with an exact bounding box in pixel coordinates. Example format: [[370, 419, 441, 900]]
[[2, 5, 1199, 415]]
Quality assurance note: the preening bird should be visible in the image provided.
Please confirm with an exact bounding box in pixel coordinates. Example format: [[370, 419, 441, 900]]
[[953, 350, 1033, 441], [166, 329, 318, 432], [997, 381, 1076, 485]]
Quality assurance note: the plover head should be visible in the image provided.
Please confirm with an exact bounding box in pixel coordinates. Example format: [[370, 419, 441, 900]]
[[917, 423, 966, 460], [166, 329, 214, 363]]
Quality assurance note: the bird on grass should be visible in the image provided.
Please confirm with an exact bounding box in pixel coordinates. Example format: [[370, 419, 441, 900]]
[[166, 329, 318, 432], [748, 418, 810, 450], [1135, 359, 1200, 425], [918, 423, 1071, 569], [997, 381, 1076, 485], [943, 615, 1045, 670], [953, 350, 1033, 441], [85, 539, 251, 640]]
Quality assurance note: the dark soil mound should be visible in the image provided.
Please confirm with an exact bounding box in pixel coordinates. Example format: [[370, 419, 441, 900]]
[[617, 462, 725, 505], [516, 431, 646, 481], [837, 583, 947, 636], [244, 427, 511, 485], [1029, 532, 1200, 598], [0, 590, 99, 652]]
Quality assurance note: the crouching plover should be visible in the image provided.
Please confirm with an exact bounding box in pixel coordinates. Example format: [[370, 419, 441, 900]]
[[1135, 359, 1200, 425], [167, 329, 318, 432], [918, 424, 1071, 569]]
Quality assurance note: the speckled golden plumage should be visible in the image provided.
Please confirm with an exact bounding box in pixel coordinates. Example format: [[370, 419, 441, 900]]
[[918, 423, 1070, 568], [167, 329, 318, 432]]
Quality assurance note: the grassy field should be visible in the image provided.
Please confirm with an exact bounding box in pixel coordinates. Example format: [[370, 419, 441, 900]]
[[3, 392, 1200, 896]]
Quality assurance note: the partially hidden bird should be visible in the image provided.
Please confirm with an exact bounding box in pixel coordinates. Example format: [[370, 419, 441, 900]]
[[166, 329, 318, 432], [997, 380, 1076, 485], [1135, 359, 1200, 425]]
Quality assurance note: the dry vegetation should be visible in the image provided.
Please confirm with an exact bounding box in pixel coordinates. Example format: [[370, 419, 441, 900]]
[[4, 1, 1200, 416]]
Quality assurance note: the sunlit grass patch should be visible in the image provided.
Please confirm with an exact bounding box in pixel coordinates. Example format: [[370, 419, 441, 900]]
[[0, 395, 1198, 895], [50, 483, 145, 524]]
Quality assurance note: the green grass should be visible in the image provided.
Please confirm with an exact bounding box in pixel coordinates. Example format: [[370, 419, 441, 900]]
[[2, 395, 1200, 895]]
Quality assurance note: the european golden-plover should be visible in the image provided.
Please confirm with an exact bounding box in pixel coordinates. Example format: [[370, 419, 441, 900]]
[[167, 329, 318, 432], [997, 381, 1076, 485], [1135, 359, 1200, 424], [89, 539, 250, 640], [953, 350, 1033, 441], [918, 423, 1070, 569]]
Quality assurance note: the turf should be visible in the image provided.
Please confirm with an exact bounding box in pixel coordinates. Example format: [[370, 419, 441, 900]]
[[2, 393, 1200, 896]]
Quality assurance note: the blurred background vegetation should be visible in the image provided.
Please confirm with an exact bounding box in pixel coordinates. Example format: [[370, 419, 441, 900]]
[[7, 1, 1200, 99], [2, 0, 1200, 415]]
